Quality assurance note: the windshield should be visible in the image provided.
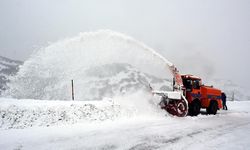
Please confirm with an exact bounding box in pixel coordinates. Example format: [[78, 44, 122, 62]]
[[182, 78, 201, 90]]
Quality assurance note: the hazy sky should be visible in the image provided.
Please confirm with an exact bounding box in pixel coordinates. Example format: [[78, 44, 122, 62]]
[[0, 0, 249, 87]]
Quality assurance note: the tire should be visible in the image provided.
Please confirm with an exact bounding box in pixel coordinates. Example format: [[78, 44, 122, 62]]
[[189, 100, 201, 116], [175, 99, 188, 117], [207, 101, 218, 115]]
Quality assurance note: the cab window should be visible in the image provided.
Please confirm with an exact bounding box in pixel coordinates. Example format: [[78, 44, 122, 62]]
[[193, 80, 200, 89], [183, 79, 192, 91]]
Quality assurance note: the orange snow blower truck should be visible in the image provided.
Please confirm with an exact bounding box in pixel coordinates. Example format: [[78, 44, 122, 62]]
[[152, 66, 223, 117], [179, 74, 222, 116]]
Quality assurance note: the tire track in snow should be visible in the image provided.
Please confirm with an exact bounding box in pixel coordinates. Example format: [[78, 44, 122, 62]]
[[127, 117, 250, 150]]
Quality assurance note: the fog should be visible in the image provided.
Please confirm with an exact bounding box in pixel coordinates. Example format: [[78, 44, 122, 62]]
[[0, 0, 249, 87]]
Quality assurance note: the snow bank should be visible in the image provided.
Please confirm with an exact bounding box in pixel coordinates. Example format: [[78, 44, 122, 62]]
[[0, 91, 164, 129], [0, 98, 135, 129]]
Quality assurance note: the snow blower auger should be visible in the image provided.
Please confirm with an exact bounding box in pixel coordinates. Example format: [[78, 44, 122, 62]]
[[150, 60, 223, 117], [153, 90, 188, 117], [151, 65, 189, 117]]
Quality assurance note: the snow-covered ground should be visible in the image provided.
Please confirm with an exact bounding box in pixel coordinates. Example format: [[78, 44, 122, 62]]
[[1, 100, 250, 150]]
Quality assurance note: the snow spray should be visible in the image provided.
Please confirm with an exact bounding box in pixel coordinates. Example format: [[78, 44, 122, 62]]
[[5, 30, 172, 100]]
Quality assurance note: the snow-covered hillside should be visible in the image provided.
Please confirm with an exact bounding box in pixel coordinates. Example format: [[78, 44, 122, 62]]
[[77, 63, 171, 100], [5, 62, 171, 101], [0, 56, 22, 95]]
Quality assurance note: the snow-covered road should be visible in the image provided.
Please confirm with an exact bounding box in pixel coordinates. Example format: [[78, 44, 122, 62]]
[[1, 101, 250, 150]]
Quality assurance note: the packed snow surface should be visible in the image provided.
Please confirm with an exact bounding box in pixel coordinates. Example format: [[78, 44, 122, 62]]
[[0, 100, 250, 150]]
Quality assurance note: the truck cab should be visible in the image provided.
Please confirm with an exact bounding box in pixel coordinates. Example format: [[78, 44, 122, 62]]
[[181, 74, 223, 116]]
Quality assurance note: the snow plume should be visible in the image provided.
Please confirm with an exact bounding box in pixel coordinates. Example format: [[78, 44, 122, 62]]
[[5, 30, 172, 100], [113, 90, 165, 118]]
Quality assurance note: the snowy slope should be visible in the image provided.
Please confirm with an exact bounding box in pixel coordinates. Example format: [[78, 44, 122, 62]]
[[5, 62, 171, 101], [77, 63, 171, 100], [0, 56, 22, 95]]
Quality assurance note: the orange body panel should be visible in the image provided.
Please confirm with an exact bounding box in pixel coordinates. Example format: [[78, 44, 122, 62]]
[[186, 89, 201, 103], [200, 86, 222, 109]]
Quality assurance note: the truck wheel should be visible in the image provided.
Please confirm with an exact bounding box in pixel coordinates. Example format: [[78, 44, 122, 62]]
[[176, 99, 188, 117], [189, 100, 201, 116], [207, 101, 218, 115]]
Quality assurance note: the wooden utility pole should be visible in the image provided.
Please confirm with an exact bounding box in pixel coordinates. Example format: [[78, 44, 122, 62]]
[[232, 91, 234, 101], [71, 80, 74, 101]]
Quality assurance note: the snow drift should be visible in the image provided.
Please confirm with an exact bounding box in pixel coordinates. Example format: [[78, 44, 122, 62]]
[[0, 93, 164, 129], [5, 30, 172, 100], [0, 98, 125, 129]]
